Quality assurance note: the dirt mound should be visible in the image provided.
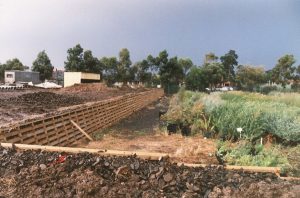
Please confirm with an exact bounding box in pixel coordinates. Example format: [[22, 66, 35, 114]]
[[61, 83, 148, 102], [9, 92, 82, 106], [118, 84, 148, 92], [63, 83, 112, 92], [0, 92, 83, 114], [0, 146, 298, 198]]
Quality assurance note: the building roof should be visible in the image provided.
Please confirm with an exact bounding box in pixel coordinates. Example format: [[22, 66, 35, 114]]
[[5, 70, 39, 74]]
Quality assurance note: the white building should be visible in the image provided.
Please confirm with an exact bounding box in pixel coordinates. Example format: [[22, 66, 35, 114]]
[[4, 70, 40, 84], [63, 72, 101, 87]]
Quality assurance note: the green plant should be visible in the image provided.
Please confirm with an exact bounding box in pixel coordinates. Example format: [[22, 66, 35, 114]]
[[217, 140, 291, 170], [164, 90, 300, 142], [210, 92, 300, 142]]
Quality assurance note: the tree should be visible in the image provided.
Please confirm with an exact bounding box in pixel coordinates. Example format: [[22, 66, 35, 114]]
[[202, 62, 225, 90], [204, 52, 218, 63], [236, 65, 266, 91], [178, 58, 193, 77], [159, 56, 184, 88], [0, 58, 26, 81], [186, 66, 208, 91], [0, 63, 4, 81], [65, 44, 102, 75], [83, 50, 102, 73], [133, 60, 152, 84], [5, 58, 25, 70], [32, 50, 54, 81], [296, 65, 300, 81], [220, 50, 238, 81], [146, 55, 157, 72], [64, 44, 84, 72], [100, 56, 118, 85], [271, 54, 296, 87], [118, 48, 132, 83], [145, 50, 185, 92]]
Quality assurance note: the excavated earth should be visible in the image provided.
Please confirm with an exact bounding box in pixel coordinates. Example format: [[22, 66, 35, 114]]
[[0, 84, 149, 126], [0, 146, 299, 198]]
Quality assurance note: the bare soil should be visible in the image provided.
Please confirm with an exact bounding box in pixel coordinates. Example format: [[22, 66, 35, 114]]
[[0, 83, 148, 127], [83, 98, 218, 164], [0, 146, 299, 198]]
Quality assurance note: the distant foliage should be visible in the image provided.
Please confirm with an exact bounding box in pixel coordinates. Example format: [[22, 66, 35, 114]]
[[260, 85, 278, 94], [32, 50, 54, 81], [236, 65, 266, 91], [0, 58, 27, 81], [185, 67, 208, 91], [64, 44, 102, 74]]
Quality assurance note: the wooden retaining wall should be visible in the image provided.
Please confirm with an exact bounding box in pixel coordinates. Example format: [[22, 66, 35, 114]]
[[0, 89, 164, 146]]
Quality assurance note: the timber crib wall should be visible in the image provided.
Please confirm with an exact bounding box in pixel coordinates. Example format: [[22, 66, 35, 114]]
[[0, 89, 164, 146]]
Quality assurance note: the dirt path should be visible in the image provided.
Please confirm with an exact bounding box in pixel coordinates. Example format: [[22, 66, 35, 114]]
[[84, 98, 218, 164]]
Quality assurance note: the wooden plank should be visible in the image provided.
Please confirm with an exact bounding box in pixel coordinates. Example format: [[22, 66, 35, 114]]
[[279, 176, 300, 181], [70, 120, 93, 141], [177, 163, 281, 174], [0, 143, 168, 160]]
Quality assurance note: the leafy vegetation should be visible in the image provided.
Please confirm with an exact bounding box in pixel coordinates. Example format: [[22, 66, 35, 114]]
[[0, 58, 28, 81], [164, 90, 300, 143], [64, 44, 102, 74], [211, 96, 300, 142], [216, 141, 294, 174], [236, 65, 266, 91], [271, 54, 297, 87], [32, 50, 54, 81], [164, 89, 300, 173]]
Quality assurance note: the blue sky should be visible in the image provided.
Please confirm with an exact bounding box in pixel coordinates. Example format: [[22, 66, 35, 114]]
[[0, 0, 299, 70]]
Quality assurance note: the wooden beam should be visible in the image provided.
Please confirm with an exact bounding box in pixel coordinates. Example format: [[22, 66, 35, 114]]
[[177, 162, 281, 175], [0, 143, 168, 160], [70, 120, 93, 141], [279, 176, 300, 181]]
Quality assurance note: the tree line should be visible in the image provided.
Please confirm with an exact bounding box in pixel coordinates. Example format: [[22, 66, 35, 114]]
[[1, 44, 299, 92]]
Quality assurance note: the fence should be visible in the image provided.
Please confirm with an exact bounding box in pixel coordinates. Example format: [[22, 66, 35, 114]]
[[0, 89, 164, 146]]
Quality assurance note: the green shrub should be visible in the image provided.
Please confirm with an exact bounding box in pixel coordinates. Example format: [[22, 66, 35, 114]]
[[210, 99, 300, 142], [260, 85, 278, 94], [165, 90, 300, 142], [291, 83, 300, 92], [217, 141, 290, 168]]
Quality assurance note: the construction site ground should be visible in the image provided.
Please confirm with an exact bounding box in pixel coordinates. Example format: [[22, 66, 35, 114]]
[[1, 146, 299, 198], [1, 84, 300, 197], [83, 98, 219, 165], [0, 83, 147, 127]]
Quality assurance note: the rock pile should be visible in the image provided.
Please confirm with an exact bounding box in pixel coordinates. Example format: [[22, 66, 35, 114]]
[[0, 146, 299, 198]]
